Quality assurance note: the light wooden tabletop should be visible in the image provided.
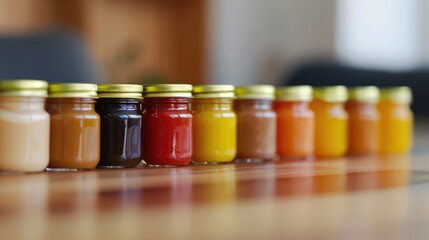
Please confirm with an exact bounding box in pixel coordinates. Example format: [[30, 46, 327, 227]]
[[1, 122, 429, 240]]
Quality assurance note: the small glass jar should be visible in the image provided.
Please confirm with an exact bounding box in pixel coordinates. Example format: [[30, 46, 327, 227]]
[[274, 86, 314, 159], [378, 87, 413, 155], [96, 84, 143, 168], [346, 86, 380, 156], [192, 85, 237, 164], [143, 84, 193, 166], [234, 85, 276, 161], [310, 86, 348, 159], [0, 80, 50, 172], [46, 83, 100, 170]]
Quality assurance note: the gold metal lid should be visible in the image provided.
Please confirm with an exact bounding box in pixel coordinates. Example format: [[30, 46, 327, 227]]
[[0, 79, 48, 97], [49, 83, 98, 98], [276, 85, 313, 101], [235, 85, 275, 100], [380, 86, 412, 104], [144, 84, 192, 98], [193, 85, 235, 98], [348, 86, 380, 103], [97, 84, 143, 99], [314, 86, 348, 102]]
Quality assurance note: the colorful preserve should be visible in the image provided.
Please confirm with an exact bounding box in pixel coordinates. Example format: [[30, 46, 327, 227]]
[[0, 80, 50, 172], [274, 85, 314, 159], [142, 84, 193, 166], [345, 86, 380, 156], [311, 86, 348, 159], [378, 87, 413, 155], [192, 85, 237, 163], [234, 85, 277, 160], [96, 84, 143, 168], [46, 83, 100, 169]]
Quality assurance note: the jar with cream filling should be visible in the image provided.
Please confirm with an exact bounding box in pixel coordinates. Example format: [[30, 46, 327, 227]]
[[0, 80, 50, 172], [46, 83, 100, 169], [234, 85, 276, 161], [345, 86, 380, 156], [378, 87, 413, 155], [96, 84, 143, 168], [192, 85, 237, 163], [310, 86, 348, 159], [274, 86, 314, 159]]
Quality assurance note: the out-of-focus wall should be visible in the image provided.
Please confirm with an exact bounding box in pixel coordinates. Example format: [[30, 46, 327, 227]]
[[208, 0, 336, 85]]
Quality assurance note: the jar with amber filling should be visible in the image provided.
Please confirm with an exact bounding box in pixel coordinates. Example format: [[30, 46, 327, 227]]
[[310, 86, 348, 159], [378, 87, 413, 155], [234, 85, 276, 161], [96, 84, 143, 168], [46, 83, 100, 169], [346, 86, 380, 156], [274, 86, 314, 159], [192, 85, 237, 164], [0, 80, 50, 172]]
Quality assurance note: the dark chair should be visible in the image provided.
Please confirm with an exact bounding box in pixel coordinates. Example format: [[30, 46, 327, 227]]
[[0, 30, 102, 84], [286, 61, 429, 115]]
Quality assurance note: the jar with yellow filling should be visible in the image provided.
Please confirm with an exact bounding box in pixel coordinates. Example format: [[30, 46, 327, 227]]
[[192, 85, 236, 163], [378, 87, 413, 155], [310, 86, 348, 159], [345, 86, 380, 156]]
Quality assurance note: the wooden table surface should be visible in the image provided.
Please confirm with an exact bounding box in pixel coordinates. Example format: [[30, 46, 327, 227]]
[[2, 122, 429, 240]]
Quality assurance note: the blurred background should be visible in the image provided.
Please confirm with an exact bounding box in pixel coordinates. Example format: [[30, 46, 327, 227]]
[[0, 0, 428, 98]]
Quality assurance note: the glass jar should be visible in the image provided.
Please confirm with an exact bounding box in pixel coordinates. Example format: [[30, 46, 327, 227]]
[[143, 84, 193, 166], [345, 86, 380, 156], [0, 80, 50, 172], [310, 86, 348, 159], [234, 85, 276, 161], [378, 87, 413, 155], [96, 84, 143, 168], [46, 83, 100, 169], [274, 86, 314, 159], [192, 85, 237, 163]]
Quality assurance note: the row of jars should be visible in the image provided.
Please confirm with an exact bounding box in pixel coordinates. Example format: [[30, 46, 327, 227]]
[[0, 80, 413, 172]]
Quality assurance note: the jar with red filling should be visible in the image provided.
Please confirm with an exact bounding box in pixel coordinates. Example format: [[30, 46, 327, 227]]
[[142, 84, 193, 166]]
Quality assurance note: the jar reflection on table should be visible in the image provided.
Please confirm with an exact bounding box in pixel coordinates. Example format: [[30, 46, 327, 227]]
[[192, 85, 237, 164], [0, 80, 50, 173], [46, 84, 100, 170], [142, 84, 193, 166], [234, 85, 276, 161], [96, 84, 143, 168]]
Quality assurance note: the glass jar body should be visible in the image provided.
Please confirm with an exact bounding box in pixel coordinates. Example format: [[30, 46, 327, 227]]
[[193, 98, 237, 163], [96, 98, 143, 168], [46, 98, 100, 169], [0, 97, 50, 172], [143, 97, 193, 166]]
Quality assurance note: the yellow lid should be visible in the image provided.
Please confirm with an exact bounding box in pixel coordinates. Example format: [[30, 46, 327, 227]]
[[276, 85, 313, 101], [49, 83, 98, 98], [314, 86, 348, 102], [380, 86, 412, 104], [235, 85, 275, 100], [98, 84, 143, 99], [0, 79, 48, 97], [193, 85, 235, 98], [348, 86, 380, 103], [144, 84, 192, 98]]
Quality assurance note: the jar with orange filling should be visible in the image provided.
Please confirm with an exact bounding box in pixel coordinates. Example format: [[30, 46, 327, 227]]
[[274, 86, 314, 159], [378, 87, 413, 155], [46, 84, 100, 169], [310, 86, 348, 159], [345, 86, 380, 156]]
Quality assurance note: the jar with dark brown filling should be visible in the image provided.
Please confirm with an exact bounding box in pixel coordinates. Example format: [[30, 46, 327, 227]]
[[96, 84, 143, 168]]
